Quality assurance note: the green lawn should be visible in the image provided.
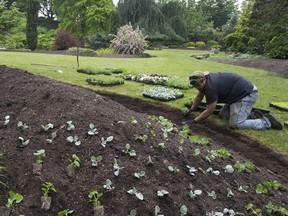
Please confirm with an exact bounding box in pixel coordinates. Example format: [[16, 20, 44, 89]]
[[1, 49, 288, 156]]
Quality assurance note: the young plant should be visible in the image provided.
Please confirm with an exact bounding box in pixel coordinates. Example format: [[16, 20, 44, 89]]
[[206, 167, 220, 176], [42, 182, 56, 197], [157, 190, 169, 197], [207, 191, 217, 199], [246, 203, 262, 216], [131, 116, 138, 125], [68, 154, 81, 169], [34, 149, 46, 164], [17, 121, 30, 130], [188, 189, 202, 199], [88, 190, 103, 207], [103, 179, 115, 192], [128, 209, 138, 216], [157, 142, 166, 149], [46, 132, 57, 144], [146, 156, 154, 166], [155, 205, 164, 216], [180, 205, 188, 216], [186, 165, 197, 176], [58, 209, 74, 216], [134, 171, 145, 179], [6, 191, 24, 208], [168, 165, 180, 173], [91, 155, 102, 167], [87, 123, 98, 135], [127, 187, 144, 200], [18, 137, 29, 148], [234, 160, 256, 172], [134, 134, 148, 143], [67, 135, 81, 146], [224, 165, 234, 174], [4, 115, 10, 125], [226, 188, 234, 198], [113, 158, 123, 176], [41, 123, 54, 131], [189, 135, 209, 145], [122, 143, 136, 157], [66, 121, 75, 131], [100, 136, 113, 147]]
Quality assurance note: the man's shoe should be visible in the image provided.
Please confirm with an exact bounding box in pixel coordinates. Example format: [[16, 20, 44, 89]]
[[253, 109, 264, 118], [264, 114, 283, 130]]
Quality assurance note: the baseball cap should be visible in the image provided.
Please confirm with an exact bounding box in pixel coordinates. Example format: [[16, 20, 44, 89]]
[[189, 70, 209, 85]]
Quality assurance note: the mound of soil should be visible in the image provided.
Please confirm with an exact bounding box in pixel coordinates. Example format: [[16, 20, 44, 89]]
[[0, 65, 287, 216]]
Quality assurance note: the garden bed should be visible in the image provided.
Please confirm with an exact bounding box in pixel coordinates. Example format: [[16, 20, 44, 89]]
[[0, 65, 287, 216]]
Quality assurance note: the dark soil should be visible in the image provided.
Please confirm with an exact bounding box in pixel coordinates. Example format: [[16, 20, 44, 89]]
[[0, 65, 288, 216]]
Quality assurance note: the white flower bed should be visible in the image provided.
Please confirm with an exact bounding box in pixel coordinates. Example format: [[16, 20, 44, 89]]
[[143, 86, 184, 101]]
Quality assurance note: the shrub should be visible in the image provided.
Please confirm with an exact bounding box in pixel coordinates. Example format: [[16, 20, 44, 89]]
[[96, 48, 118, 55], [4, 33, 26, 49], [86, 77, 124, 86], [185, 42, 195, 48], [195, 41, 206, 47], [207, 40, 219, 47], [37, 30, 55, 50], [110, 23, 147, 55], [53, 30, 83, 50]]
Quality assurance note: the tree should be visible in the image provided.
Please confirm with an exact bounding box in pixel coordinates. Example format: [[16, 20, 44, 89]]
[[26, 0, 39, 50], [53, 0, 114, 39]]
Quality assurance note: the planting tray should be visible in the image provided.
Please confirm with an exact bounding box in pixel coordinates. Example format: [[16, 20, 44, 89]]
[[269, 102, 288, 112]]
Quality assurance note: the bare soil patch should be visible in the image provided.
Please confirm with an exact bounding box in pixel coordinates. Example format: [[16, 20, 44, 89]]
[[0, 65, 287, 216]]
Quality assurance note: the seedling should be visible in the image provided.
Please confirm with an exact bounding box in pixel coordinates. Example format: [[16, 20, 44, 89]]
[[193, 148, 201, 157], [246, 203, 262, 216], [100, 136, 113, 147], [131, 116, 137, 125], [66, 121, 75, 131], [206, 148, 231, 162], [234, 160, 256, 172], [180, 205, 188, 215], [188, 189, 202, 199], [34, 149, 45, 164], [4, 115, 10, 125], [157, 142, 166, 149], [17, 121, 30, 130], [226, 188, 234, 198], [91, 155, 102, 167], [256, 180, 282, 194], [6, 191, 23, 208], [67, 135, 81, 146], [88, 190, 103, 207], [155, 205, 164, 216], [157, 190, 169, 197], [68, 154, 81, 169], [266, 202, 288, 215], [207, 191, 217, 199], [206, 167, 220, 175], [179, 125, 190, 138], [103, 179, 115, 192], [128, 209, 138, 216], [224, 165, 234, 174], [234, 180, 249, 193], [122, 143, 136, 157], [134, 171, 145, 179], [58, 209, 74, 216], [127, 187, 144, 200], [18, 137, 30, 148], [87, 123, 98, 135], [42, 182, 56, 197], [134, 134, 148, 143], [46, 132, 57, 144], [113, 158, 123, 176], [145, 122, 152, 128], [186, 165, 197, 176], [168, 166, 180, 173], [146, 156, 154, 166], [189, 135, 209, 145], [41, 123, 54, 131]]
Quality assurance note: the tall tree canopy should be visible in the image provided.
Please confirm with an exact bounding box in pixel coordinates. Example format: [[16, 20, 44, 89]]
[[26, 0, 39, 50], [53, 0, 114, 38]]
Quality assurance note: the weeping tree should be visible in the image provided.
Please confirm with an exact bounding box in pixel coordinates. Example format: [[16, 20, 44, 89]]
[[26, 0, 39, 50], [117, 0, 184, 44]]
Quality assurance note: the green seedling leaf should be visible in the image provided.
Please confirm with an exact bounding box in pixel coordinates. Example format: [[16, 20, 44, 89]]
[[256, 183, 268, 194], [17, 121, 30, 130], [6, 191, 24, 208], [4, 115, 10, 125], [47, 131, 57, 144], [189, 189, 202, 199], [103, 179, 115, 191], [134, 134, 148, 143], [128, 209, 137, 216], [127, 187, 144, 200], [88, 123, 98, 135], [226, 188, 234, 198], [88, 190, 103, 207], [157, 190, 169, 197], [113, 158, 124, 176], [123, 143, 136, 157], [41, 123, 54, 131], [66, 121, 75, 131], [34, 149, 45, 164], [157, 143, 166, 149], [58, 209, 74, 216], [18, 137, 29, 148], [168, 165, 180, 173], [68, 154, 81, 169], [91, 155, 102, 167], [101, 136, 114, 147], [146, 156, 154, 166], [67, 135, 81, 146], [186, 165, 197, 176], [224, 165, 234, 173], [155, 205, 164, 216], [180, 205, 188, 215], [131, 116, 137, 125], [207, 191, 217, 199], [206, 167, 220, 175], [42, 182, 56, 197], [134, 171, 145, 179]]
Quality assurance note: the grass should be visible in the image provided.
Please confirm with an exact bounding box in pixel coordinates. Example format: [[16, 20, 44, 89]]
[[1, 49, 288, 156]]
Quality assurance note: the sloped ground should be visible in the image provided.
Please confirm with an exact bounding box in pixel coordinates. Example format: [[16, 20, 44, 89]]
[[0, 65, 287, 216]]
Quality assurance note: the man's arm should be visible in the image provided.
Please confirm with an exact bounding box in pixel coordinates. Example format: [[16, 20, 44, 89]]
[[194, 101, 217, 123]]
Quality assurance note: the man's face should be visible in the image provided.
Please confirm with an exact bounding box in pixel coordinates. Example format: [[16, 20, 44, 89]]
[[189, 76, 205, 91]]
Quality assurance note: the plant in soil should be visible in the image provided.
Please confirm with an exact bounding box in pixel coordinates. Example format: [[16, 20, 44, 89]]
[[41, 182, 56, 210], [67, 154, 81, 177], [58, 209, 74, 216], [3, 115, 10, 125], [87, 123, 98, 135], [127, 187, 144, 200], [103, 179, 115, 192], [88, 190, 104, 216], [17, 136, 29, 148], [91, 155, 102, 167], [33, 149, 45, 175], [17, 121, 30, 130], [122, 143, 137, 157], [6, 191, 23, 208], [41, 123, 54, 131], [100, 136, 113, 147]]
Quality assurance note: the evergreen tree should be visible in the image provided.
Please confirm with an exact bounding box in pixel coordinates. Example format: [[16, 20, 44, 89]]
[[26, 0, 39, 50]]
